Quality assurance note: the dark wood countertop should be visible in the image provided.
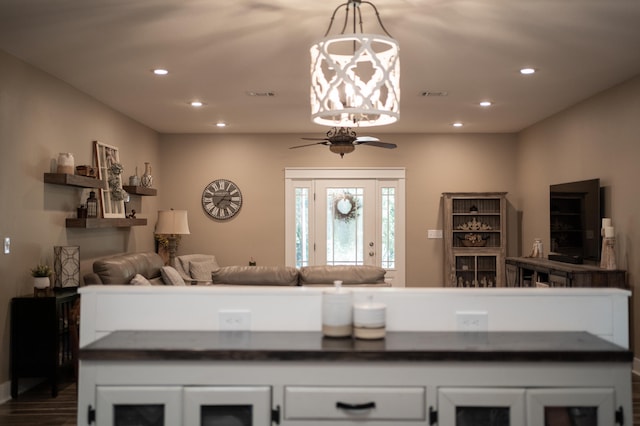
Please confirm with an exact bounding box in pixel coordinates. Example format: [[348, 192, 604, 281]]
[[80, 331, 631, 363]]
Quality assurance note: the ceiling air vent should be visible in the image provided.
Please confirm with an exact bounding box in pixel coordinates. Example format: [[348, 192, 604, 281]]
[[420, 91, 448, 97], [246, 91, 275, 97]]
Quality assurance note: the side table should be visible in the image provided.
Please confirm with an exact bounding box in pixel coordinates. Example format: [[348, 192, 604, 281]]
[[10, 290, 79, 398]]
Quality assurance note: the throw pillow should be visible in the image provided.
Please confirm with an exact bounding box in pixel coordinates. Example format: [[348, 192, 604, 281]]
[[130, 273, 151, 286], [189, 259, 218, 281], [161, 266, 186, 286]]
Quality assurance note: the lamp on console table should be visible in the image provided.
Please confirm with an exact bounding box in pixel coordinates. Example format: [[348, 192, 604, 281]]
[[155, 209, 190, 267]]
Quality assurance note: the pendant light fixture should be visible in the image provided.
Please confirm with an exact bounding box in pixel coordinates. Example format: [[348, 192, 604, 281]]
[[310, 0, 400, 128]]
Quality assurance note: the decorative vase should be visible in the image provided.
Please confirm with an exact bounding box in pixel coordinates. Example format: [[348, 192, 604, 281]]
[[56, 153, 75, 175], [33, 276, 50, 289], [141, 162, 153, 188], [129, 166, 140, 186]]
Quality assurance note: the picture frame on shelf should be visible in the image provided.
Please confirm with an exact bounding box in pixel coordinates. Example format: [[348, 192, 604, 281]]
[[94, 140, 126, 218]]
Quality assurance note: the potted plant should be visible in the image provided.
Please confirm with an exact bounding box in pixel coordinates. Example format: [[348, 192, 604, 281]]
[[31, 264, 52, 289]]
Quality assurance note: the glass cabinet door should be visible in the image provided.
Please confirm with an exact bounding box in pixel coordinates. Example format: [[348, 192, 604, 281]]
[[183, 386, 271, 426], [527, 388, 614, 426], [96, 386, 182, 426], [438, 387, 526, 425]]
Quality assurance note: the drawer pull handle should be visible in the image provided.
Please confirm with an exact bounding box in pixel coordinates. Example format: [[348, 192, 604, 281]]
[[336, 401, 377, 411]]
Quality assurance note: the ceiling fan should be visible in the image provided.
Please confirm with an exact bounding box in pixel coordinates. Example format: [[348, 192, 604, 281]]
[[290, 127, 397, 158]]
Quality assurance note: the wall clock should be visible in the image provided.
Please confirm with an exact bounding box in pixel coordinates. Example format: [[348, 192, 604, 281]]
[[202, 179, 243, 220]]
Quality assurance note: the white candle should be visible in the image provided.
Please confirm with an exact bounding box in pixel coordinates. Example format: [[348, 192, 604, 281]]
[[604, 226, 615, 238], [602, 218, 612, 228]]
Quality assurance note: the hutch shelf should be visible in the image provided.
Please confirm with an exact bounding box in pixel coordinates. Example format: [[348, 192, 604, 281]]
[[443, 192, 507, 287]]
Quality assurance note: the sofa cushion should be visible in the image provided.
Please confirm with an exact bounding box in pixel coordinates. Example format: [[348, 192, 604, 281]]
[[176, 254, 220, 282], [189, 259, 218, 281], [212, 266, 299, 286], [92, 252, 164, 284], [161, 266, 186, 286], [130, 273, 151, 286], [299, 265, 386, 285]]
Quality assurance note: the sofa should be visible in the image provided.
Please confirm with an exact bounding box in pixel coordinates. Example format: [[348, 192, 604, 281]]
[[84, 252, 389, 287]]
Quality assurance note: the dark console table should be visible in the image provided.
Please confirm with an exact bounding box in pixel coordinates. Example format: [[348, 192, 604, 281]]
[[10, 290, 79, 398], [505, 257, 627, 288]]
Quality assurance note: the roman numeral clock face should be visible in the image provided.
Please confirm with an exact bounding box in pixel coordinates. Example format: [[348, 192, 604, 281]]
[[202, 179, 243, 220]]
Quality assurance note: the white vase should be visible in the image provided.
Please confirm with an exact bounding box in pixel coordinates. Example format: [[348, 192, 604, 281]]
[[33, 276, 50, 289], [141, 162, 153, 188]]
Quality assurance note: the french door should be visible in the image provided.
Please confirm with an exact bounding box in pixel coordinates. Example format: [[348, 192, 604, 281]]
[[285, 168, 405, 286]]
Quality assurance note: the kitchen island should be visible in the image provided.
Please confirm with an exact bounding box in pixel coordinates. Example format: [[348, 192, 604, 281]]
[[78, 330, 631, 425]]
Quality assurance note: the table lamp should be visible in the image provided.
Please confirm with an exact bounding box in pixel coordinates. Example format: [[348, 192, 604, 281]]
[[155, 209, 190, 266]]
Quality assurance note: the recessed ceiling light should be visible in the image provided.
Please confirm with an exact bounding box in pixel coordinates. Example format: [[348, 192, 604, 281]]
[[520, 67, 536, 75], [479, 101, 492, 107], [190, 101, 204, 107], [216, 122, 226, 128], [152, 68, 169, 75], [452, 122, 463, 127]]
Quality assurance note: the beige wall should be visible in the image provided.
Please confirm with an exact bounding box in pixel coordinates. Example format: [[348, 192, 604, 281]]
[[158, 132, 519, 285], [0, 50, 160, 387], [516, 74, 640, 353]]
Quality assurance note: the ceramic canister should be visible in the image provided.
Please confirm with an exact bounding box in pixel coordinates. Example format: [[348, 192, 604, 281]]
[[56, 153, 75, 174], [353, 299, 386, 340], [322, 281, 353, 338]]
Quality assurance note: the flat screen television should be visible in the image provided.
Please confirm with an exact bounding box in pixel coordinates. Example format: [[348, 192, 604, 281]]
[[549, 178, 602, 264]]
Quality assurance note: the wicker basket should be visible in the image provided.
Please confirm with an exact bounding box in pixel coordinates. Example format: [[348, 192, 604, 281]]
[[461, 239, 487, 247]]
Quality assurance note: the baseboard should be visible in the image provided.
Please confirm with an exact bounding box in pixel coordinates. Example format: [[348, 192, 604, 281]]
[[0, 378, 43, 404]]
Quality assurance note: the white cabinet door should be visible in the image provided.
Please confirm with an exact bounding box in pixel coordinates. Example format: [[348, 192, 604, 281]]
[[527, 388, 614, 426], [438, 387, 526, 425], [183, 386, 271, 426], [96, 386, 182, 426]]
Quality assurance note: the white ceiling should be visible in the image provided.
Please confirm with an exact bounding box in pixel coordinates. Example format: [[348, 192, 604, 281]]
[[2, 0, 640, 135]]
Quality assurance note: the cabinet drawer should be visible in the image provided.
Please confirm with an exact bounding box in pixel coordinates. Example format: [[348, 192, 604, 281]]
[[284, 386, 425, 420]]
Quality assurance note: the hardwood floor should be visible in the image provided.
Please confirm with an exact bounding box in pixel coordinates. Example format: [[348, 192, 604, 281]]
[[1, 374, 640, 425], [0, 381, 76, 426]]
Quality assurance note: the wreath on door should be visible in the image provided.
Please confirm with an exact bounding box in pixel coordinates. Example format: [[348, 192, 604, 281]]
[[333, 192, 360, 223]]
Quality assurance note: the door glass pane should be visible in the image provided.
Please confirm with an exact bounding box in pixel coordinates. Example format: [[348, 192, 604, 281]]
[[295, 187, 310, 268], [114, 404, 164, 426], [327, 188, 363, 265], [456, 406, 509, 426], [201, 405, 252, 426], [545, 407, 597, 426], [381, 187, 395, 268]]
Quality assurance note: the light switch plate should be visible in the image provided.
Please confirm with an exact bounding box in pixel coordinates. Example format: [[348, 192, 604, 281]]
[[3, 237, 9, 254], [427, 229, 443, 239]]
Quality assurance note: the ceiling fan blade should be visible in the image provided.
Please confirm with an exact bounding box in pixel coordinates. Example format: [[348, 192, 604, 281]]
[[289, 141, 330, 149], [354, 136, 380, 142], [301, 137, 330, 141], [357, 141, 398, 149]]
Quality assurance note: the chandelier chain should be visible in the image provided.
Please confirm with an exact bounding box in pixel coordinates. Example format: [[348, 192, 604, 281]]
[[322, 0, 393, 38]]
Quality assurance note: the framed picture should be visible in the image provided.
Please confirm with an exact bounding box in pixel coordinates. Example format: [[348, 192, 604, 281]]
[[94, 141, 126, 218]]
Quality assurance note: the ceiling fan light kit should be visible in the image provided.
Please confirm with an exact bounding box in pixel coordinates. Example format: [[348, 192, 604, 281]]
[[310, 0, 400, 128]]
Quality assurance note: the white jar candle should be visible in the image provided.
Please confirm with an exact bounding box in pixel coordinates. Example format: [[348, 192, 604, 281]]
[[322, 281, 353, 338], [56, 153, 75, 175], [353, 298, 386, 340]]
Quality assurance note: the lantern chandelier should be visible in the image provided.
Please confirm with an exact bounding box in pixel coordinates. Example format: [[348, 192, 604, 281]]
[[310, 0, 400, 128]]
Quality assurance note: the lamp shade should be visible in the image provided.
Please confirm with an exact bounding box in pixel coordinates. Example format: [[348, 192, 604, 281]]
[[310, 33, 400, 127], [155, 210, 190, 235]]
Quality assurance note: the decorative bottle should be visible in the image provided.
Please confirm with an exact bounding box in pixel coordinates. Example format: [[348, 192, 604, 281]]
[[129, 166, 140, 186], [86, 191, 98, 218], [141, 162, 153, 188]]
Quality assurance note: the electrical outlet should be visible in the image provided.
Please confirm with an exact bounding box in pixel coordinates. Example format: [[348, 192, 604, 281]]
[[456, 311, 488, 331], [3, 237, 9, 254], [219, 310, 251, 331]]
